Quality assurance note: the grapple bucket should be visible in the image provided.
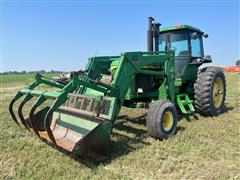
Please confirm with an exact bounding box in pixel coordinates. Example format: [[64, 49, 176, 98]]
[[38, 94, 114, 161], [9, 73, 116, 161]]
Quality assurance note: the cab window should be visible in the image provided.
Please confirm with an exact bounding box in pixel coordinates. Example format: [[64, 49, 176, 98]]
[[159, 33, 167, 51], [191, 34, 203, 57], [170, 33, 189, 56]]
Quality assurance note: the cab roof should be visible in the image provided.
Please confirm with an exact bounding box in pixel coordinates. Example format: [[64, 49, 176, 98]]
[[160, 25, 203, 33]]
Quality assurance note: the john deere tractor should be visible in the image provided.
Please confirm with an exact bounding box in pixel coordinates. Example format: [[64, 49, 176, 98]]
[[9, 17, 226, 161]]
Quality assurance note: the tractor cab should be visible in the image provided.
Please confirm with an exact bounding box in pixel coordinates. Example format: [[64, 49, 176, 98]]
[[159, 25, 205, 57], [147, 17, 211, 79], [159, 25, 208, 78]]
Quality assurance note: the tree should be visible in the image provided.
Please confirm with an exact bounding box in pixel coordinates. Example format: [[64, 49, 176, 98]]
[[236, 60, 240, 66]]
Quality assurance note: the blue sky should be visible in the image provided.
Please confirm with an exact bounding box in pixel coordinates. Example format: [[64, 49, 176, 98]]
[[1, 0, 239, 72]]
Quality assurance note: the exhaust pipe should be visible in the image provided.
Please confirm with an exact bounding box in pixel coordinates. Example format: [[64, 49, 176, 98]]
[[147, 17, 161, 52], [147, 17, 154, 52]]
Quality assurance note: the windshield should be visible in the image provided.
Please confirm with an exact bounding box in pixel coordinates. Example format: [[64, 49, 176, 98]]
[[159, 32, 189, 56], [170, 33, 189, 56]]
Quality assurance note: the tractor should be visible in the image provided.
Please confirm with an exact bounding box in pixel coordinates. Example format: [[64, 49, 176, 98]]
[[9, 17, 226, 161]]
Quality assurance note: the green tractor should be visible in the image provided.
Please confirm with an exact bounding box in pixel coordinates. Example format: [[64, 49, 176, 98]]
[[9, 17, 226, 161]]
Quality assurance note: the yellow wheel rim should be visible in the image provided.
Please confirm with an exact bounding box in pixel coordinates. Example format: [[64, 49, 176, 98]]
[[162, 111, 174, 131], [212, 77, 224, 108]]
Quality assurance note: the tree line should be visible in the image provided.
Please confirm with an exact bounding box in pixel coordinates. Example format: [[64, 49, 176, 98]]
[[0, 70, 64, 75]]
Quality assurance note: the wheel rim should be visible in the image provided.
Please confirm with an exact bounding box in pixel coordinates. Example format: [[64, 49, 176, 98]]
[[212, 77, 224, 108], [162, 111, 174, 131]]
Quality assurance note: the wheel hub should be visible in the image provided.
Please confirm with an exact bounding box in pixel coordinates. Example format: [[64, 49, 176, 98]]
[[162, 111, 174, 131], [212, 77, 224, 108]]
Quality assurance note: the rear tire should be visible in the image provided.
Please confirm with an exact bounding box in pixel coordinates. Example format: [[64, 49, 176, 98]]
[[146, 100, 178, 140], [194, 66, 226, 116]]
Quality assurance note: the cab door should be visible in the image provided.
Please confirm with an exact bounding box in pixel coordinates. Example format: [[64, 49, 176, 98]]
[[169, 31, 190, 78]]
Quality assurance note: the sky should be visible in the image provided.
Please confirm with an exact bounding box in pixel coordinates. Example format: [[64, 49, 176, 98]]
[[0, 0, 239, 72]]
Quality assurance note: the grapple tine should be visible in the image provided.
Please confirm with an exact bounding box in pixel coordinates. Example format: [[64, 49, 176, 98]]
[[18, 93, 33, 131], [44, 93, 68, 145], [29, 94, 47, 137], [44, 109, 57, 144], [9, 92, 24, 126]]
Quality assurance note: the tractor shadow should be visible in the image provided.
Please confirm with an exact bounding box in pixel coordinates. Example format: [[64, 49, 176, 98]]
[[108, 114, 149, 159]]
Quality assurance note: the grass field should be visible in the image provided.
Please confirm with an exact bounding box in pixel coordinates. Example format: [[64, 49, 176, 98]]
[[0, 72, 239, 179]]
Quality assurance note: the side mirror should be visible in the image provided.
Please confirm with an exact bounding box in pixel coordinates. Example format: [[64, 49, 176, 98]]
[[203, 33, 208, 38]]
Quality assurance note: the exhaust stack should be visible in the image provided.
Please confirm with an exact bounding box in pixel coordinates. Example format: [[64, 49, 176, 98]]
[[147, 17, 161, 52], [147, 17, 154, 52]]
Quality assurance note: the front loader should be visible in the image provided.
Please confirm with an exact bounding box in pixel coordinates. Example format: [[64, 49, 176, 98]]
[[9, 17, 226, 161]]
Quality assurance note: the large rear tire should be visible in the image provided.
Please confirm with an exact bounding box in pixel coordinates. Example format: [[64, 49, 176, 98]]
[[194, 66, 226, 116], [146, 100, 178, 140]]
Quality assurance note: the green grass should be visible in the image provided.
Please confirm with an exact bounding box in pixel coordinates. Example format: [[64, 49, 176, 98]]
[[0, 72, 239, 179], [0, 73, 59, 84]]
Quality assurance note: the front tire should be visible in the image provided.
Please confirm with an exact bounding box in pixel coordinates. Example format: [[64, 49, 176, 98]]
[[194, 66, 226, 116], [146, 100, 178, 140]]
